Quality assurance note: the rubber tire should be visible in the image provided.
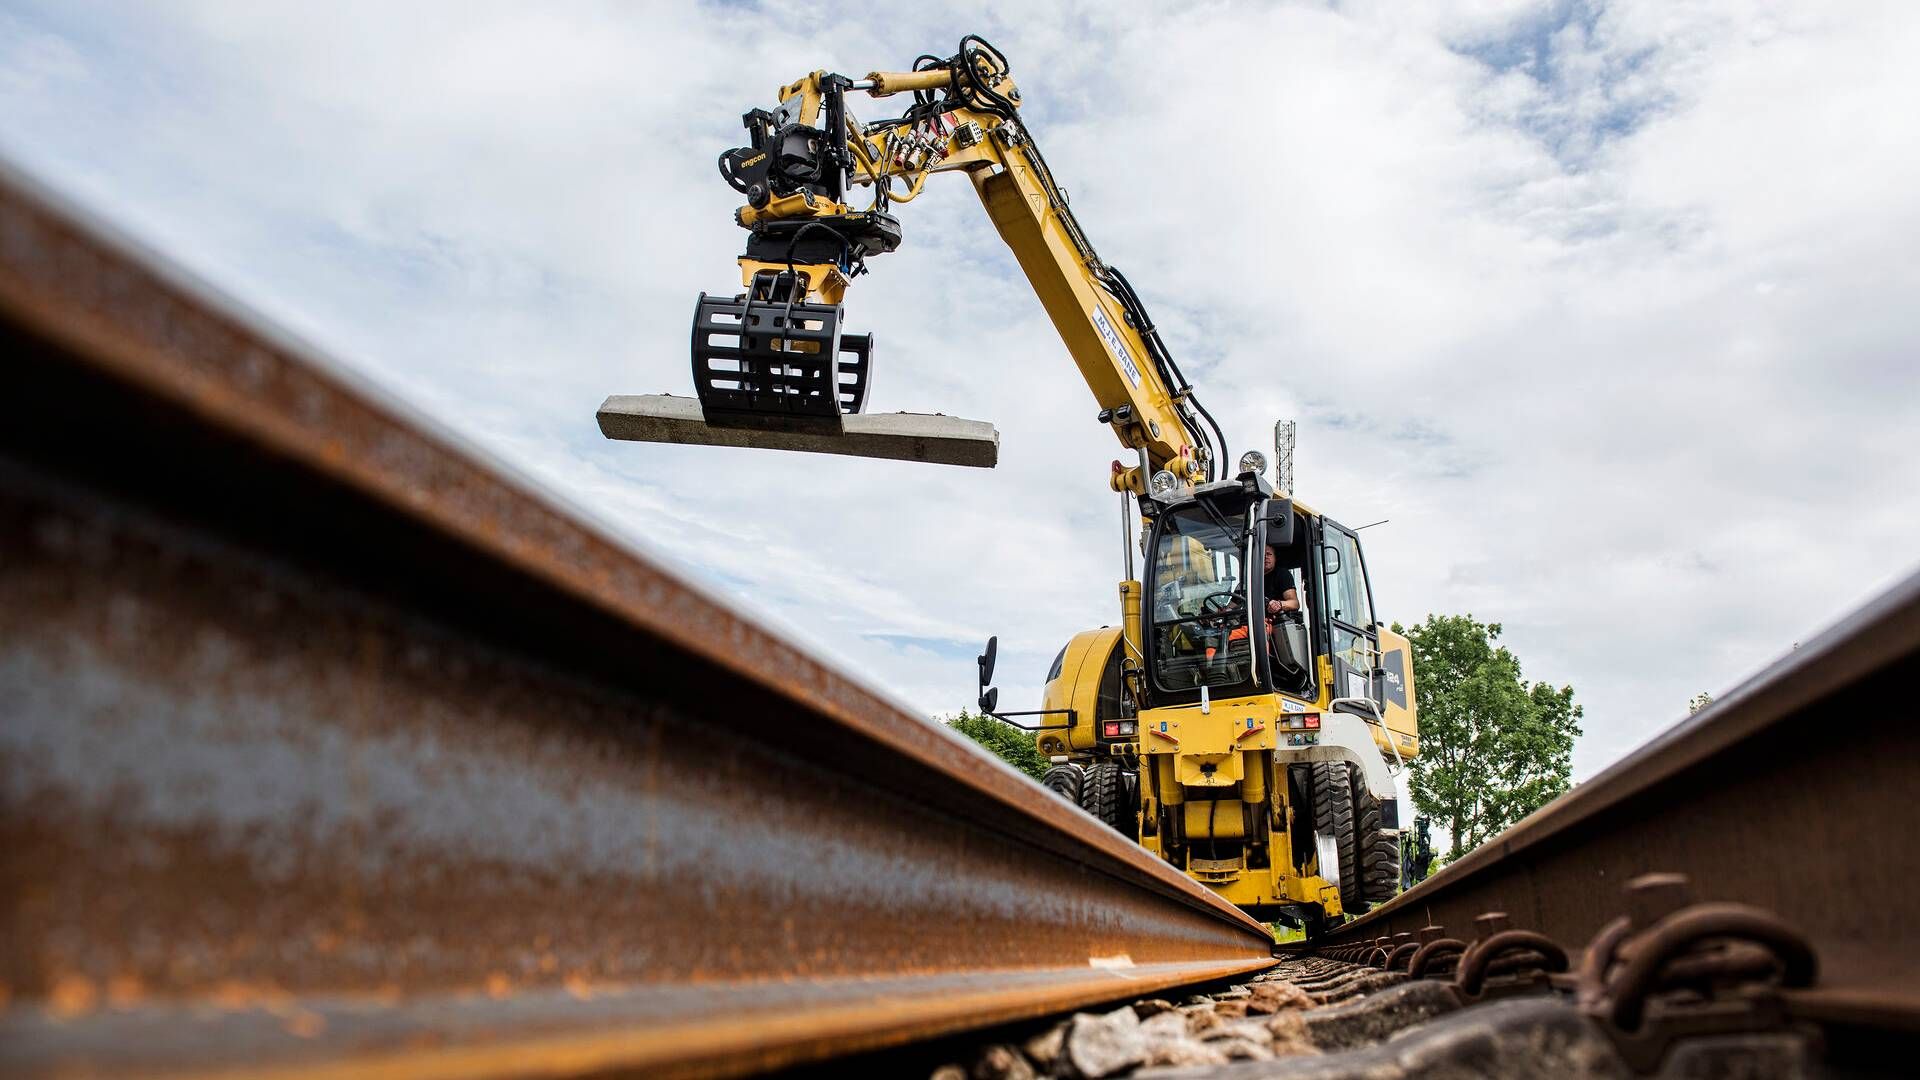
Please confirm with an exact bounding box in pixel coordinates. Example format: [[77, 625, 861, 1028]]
[[1041, 764, 1082, 805], [1079, 761, 1133, 835], [1310, 762, 1364, 912], [1349, 772, 1402, 904]]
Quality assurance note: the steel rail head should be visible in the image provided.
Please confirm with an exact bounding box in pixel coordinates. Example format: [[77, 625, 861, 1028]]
[[0, 154, 1266, 943], [1297, 569, 1920, 1031], [0, 158, 1276, 1079]]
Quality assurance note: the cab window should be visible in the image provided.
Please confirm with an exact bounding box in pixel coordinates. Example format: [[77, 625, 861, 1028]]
[[1322, 526, 1378, 700], [1323, 528, 1373, 629], [1147, 505, 1256, 693]]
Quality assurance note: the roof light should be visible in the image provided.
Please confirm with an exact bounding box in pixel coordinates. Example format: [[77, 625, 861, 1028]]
[[1238, 450, 1268, 477], [1150, 469, 1180, 497]]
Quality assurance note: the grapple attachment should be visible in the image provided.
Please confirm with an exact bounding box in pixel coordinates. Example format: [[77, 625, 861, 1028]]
[[691, 288, 872, 433], [603, 283, 993, 467]]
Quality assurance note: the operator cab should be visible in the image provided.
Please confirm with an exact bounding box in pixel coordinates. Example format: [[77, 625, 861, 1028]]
[[1147, 501, 1256, 694], [1141, 477, 1317, 706]]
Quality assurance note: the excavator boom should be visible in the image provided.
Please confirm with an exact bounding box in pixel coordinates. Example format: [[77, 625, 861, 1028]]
[[600, 37, 1419, 931], [602, 36, 1227, 489]]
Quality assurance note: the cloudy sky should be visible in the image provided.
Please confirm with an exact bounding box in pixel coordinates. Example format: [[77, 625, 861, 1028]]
[[3, 0, 1915, 783]]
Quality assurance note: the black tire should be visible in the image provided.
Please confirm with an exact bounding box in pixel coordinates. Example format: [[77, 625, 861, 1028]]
[[1079, 761, 1133, 835], [1310, 762, 1363, 912], [1349, 772, 1402, 905], [1041, 764, 1082, 805]]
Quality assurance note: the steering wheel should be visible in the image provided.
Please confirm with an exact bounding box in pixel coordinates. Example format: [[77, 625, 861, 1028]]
[[1199, 589, 1240, 615]]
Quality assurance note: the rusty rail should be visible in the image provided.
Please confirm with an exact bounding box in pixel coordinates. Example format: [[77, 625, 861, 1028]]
[[1296, 562, 1920, 1034], [0, 161, 1276, 1078]]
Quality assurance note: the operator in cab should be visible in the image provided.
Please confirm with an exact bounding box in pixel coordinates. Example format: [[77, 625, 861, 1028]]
[[1261, 543, 1310, 683], [1263, 545, 1300, 618]]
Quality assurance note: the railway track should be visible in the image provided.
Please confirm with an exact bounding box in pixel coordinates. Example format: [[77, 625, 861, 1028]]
[[866, 566, 1920, 1078], [0, 162, 1274, 1078], [1298, 560, 1920, 1035], [1251, 560, 1920, 1075], [3, 157, 1915, 1078]]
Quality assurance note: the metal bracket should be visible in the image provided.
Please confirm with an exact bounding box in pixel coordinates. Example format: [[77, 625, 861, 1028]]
[[985, 708, 1076, 732]]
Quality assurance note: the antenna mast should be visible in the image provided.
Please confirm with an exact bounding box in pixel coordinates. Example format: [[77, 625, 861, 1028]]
[[1272, 420, 1296, 497]]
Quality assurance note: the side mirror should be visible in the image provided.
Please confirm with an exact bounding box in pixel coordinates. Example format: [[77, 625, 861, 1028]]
[[976, 636, 999, 716]]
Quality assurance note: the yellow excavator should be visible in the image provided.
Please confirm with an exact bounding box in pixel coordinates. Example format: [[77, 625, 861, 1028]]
[[608, 36, 1419, 932]]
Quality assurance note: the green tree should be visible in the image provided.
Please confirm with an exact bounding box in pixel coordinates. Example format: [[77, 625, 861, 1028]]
[[1688, 692, 1713, 714], [945, 710, 1050, 781], [1395, 615, 1582, 861]]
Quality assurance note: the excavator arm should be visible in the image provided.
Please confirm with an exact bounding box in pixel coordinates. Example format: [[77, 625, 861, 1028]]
[[657, 40, 1423, 928], [691, 36, 1227, 489]]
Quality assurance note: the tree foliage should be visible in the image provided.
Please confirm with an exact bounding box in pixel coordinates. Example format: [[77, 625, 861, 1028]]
[[945, 709, 1050, 781], [1395, 615, 1583, 861], [1688, 691, 1713, 714]]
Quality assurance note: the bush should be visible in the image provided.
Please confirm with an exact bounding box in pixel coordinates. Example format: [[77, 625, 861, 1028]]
[[944, 709, 1050, 781]]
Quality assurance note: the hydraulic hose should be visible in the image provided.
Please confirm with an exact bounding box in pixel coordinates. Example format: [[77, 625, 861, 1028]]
[[1108, 266, 1226, 480]]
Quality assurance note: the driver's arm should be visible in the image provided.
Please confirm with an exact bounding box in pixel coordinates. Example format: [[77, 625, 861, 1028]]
[[1267, 588, 1299, 615]]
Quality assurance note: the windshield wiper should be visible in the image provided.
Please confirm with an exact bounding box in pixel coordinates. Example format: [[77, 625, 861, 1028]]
[[1193, 498, 1243, 542]]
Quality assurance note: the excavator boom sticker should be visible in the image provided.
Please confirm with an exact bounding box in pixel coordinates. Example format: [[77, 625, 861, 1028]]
[[1091, 305, 1144, 389]]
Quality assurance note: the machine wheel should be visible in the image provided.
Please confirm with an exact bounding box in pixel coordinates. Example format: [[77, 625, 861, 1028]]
[[1349, 773, 1402, 904], [1079, 761, 1133, 835], [1310, 762, 1364, 912], [1041, 764, 1082, 805]]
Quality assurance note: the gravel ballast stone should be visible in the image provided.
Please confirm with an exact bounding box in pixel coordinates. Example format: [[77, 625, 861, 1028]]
[[1066, 1005, 1149, 1078]]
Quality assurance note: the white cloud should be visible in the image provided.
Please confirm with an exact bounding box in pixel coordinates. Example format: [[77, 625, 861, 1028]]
[[3, 0, 1915, 779]]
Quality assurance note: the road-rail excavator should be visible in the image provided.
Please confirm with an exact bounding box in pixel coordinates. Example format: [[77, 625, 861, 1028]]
[[602, 36, 1419, 932]]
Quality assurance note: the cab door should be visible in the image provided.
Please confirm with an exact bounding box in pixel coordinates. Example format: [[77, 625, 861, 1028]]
[[1319, 521, 1379, 707]]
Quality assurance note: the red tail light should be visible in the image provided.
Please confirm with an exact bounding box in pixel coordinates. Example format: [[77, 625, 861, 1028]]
[[1304, 714, 1320, 729]]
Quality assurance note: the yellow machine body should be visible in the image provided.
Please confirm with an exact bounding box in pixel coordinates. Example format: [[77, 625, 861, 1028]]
[[684, 37, 1418, 929], [1038, 496, 1419, 926]]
